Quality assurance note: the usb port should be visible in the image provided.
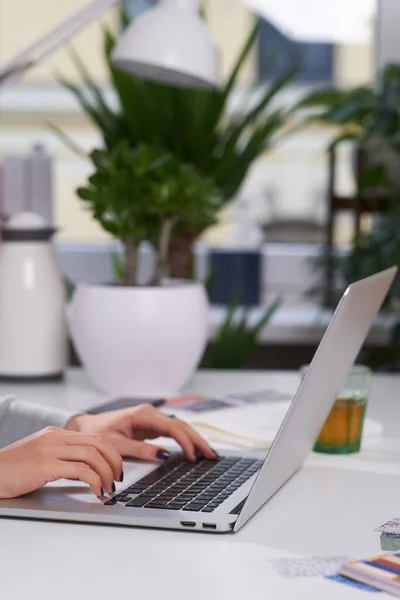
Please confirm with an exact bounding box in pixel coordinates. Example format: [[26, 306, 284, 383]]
[[202, 523, 217, 530], [180, 521, 196, 528]]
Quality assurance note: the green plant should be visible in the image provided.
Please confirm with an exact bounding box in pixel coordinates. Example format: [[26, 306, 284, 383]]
[[297, 64, 400, 146], [77, 141, 219, 285], [201, 299, 280, 369], [54, 18, 296, 276], [300, 64, 400, 369], [57, 22, 295, 198]]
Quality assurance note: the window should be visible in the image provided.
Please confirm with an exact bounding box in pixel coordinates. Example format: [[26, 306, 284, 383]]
[[123, 0, 151, 20], [0, 0, 377, 248], [258, 18, 333, 83]]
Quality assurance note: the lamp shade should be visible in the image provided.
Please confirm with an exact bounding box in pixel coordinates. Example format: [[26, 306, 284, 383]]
[[112, 0, 219, 89]]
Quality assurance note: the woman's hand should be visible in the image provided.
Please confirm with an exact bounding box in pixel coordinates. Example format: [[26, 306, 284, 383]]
[[0, 427, 123, 500], [66, 404, 217, 463]]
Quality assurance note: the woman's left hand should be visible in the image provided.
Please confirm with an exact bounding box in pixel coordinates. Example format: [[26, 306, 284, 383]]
[[66, 404, 216, 463]]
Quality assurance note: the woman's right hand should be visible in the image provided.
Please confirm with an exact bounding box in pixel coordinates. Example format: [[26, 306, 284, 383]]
[[0, 426, 123, 500]]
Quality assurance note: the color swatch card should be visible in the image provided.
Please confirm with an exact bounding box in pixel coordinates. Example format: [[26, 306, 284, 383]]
[[377, 520, 400, 536], [339, 553, 400, 596]]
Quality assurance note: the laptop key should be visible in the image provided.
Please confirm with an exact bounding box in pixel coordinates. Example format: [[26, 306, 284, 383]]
[[201, 507, 216, 512], [116, 496, 132, 503], [126, 496, 153, 507], [146, 502, 169, 509], [183, 503, 207, 512], [126, 486, 148, 494], [138, 471, 168, 486]]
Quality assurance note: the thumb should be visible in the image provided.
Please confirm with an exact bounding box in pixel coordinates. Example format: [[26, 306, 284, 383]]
[[114, 437, 170, 461]]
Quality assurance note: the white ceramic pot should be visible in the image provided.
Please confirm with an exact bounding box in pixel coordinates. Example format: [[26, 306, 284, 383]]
[[68, 280, 209, 397]]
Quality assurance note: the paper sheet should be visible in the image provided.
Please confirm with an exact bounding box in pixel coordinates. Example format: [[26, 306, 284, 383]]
[[168, 400, 384, 450]]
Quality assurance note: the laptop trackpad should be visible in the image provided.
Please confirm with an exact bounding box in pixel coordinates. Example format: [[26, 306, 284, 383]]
[[21, 460, 158, 507]]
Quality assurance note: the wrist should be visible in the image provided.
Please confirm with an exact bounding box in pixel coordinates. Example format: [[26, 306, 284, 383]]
[[65, 414, 87, 432]]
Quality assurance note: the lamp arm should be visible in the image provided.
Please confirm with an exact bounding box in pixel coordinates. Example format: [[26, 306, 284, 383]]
[[0, 0, 119, 88]]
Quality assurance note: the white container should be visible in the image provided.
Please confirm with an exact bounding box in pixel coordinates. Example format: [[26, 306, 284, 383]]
[[0, 212, 67, 381], [2, 145, 53, 222], [69, 280, 209, 397], [28, 144, 53, 224]]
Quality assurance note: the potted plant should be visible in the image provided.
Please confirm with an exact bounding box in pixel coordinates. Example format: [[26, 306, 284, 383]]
[[56, 14, 298, 392], [298, 64, 400, 370], [55, 19, 296, 278], [297, 64, 400, 192], [68, 141, 220, 397]]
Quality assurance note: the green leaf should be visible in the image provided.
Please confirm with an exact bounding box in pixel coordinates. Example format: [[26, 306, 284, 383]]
[[359, 165, 387, 189], [222, 24, 259, 106], [110, 251, 124, 283], [48, 122, 87, 158], [103, 25, 116, 60], [68, 47, 116, 131], [56, 76, 113, 142], [203, 300, 281, 369], [221, 65, 296, 159]]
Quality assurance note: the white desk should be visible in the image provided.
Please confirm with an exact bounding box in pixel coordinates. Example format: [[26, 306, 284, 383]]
[[1, 369, 400, 599]]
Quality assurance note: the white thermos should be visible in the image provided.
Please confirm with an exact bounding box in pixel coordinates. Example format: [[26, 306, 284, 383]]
[[0, 212, 67, 381]]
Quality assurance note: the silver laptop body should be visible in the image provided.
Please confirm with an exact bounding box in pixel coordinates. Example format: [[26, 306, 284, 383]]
[[0, 267, 396, 533]]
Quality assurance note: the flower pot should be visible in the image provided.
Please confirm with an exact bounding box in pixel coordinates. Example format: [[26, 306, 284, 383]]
[[68, 280, 209, 397]]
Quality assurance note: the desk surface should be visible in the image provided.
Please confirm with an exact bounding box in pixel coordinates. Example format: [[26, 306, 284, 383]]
[[1, 369, 400, 598]]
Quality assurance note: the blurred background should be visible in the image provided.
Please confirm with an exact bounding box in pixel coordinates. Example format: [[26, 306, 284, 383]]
[[2, 0, 400, 374], [0, 0, 377, 243]]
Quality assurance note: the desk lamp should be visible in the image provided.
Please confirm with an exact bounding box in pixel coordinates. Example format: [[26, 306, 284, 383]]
[[0, 0, 219, 90]]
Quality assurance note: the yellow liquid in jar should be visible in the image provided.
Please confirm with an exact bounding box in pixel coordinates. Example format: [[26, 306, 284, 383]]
[[315, 394, 367, 453]]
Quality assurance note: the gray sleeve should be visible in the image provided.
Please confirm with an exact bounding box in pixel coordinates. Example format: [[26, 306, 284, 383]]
[[0, 397, 78, 449]]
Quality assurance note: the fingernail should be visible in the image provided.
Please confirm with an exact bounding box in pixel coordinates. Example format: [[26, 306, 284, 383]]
[[212, 449, 220, 459], [112, 482, 116, 493], [100, 487, 104, 497], [120, 470, 124, 483], [156, 450, 171, 461]]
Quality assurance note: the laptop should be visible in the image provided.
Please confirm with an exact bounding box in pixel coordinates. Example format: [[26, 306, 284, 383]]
[[0, 267, 396, 533]]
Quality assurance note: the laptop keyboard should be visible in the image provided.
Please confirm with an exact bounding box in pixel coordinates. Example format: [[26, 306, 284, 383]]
[[105, 455, 262, 513]]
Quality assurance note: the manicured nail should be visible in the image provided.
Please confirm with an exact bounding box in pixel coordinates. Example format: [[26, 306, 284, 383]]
[[212, 449, 220, 459], [112, 482, 116, 493], [156, 449, 171, 461], [120, 470, 124, 483], [100, 488, 104, 497]]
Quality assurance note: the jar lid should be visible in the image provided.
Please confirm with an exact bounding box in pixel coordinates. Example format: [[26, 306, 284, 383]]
[[2, 212, 57, 242]]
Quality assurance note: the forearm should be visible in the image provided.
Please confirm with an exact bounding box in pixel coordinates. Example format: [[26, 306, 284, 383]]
[[0, 397, 78, 449]]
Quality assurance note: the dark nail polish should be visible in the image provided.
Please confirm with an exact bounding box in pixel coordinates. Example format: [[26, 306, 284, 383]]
[[120, 470, 124, 483], [112, 482, 116, 493], [212, 449, 220, 459], [100, 488, 104, 497], [156, 449, 171, 461]]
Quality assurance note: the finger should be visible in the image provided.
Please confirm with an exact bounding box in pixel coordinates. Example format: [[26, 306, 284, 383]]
[[160, 416, 197, 461], [113, 437, 169, 462], [63, 433, 123, 482], [181, 422, 217, 460], [57, 446, 115, 495], [50, 461, 103, 497]]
